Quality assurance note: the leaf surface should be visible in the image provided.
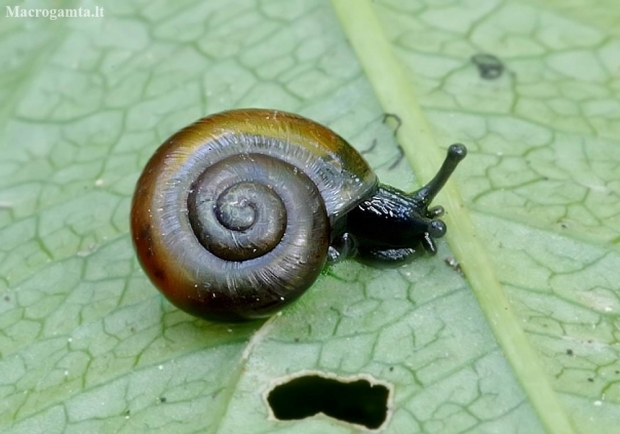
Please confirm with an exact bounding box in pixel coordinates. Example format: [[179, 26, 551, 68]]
[[0, 0, 618, 433]]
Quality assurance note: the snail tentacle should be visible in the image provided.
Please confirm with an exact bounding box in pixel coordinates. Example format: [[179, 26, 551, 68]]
[[131, 109, 467, 321]]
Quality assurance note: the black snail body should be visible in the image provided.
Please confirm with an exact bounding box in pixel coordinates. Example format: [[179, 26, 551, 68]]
[[131, 109, 467, 321]]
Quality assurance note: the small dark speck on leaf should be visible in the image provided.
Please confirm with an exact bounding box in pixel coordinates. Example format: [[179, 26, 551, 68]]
[[294, 338, 300, 342], [561, 223, 568, 229], [615, 370, 619, 375], [444, 257, 465, 277], [566, 349, 573, 356], [383, 113, 402, 137], [361, 138, 378, 155], [124, 409, 130, 416], [471, 53, 504, 80], [389, 367, 394, 372], [588, 378, 594, 382], [4, 295, 9, 302], [388, 147, 405, 170], [158, 397, 167, 403]]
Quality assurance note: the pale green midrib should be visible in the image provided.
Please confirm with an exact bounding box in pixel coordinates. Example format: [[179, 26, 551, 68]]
[[330, 1, 576, 433]]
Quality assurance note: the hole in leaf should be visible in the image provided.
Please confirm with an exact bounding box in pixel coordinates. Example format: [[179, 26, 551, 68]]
[[266, 374, 391, 430]]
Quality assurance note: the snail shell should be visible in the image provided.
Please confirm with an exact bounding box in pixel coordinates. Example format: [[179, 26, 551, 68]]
[[131, 109, 377, 321]]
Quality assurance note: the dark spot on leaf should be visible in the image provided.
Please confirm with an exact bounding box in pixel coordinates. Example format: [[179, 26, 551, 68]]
[[361, 138, 378, 155], [4, 295, 9, 302], [444, 257, 465, 276], [383, 113, 402, 136], [471, 53, 504, 80], [588, 378, 594, 382], [124, 409, 130, 416], [376, 113, 404, 170], [267, 374, 390, 430], [566, 349, 573, 356], [389, 366, 394, 372], [388, 146, 404, 170], [294, 338, 300, 342], [158, 397, 167, 403]]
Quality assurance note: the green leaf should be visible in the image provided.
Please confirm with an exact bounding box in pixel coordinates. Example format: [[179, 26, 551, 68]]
[[1, 0, 618, 433]]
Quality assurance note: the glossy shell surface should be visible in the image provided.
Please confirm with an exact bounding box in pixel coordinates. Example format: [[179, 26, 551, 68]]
[[157, 109, 377, 218], [130, 109, 377, 320]]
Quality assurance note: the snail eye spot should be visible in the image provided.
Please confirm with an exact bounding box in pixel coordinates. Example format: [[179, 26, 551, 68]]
[[266, 374, 391, 430]]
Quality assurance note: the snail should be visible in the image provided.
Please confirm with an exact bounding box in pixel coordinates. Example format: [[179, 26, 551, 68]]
[[131, 109, 466, 321]]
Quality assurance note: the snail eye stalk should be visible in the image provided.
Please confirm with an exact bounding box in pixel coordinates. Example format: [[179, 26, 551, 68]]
[[131, 109, 467, 321], [411, 144, 467, 209]]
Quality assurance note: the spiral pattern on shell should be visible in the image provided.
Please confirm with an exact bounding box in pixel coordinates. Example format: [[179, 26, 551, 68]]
[[188, 152, 330, 314], [132, 153, 330, 321], [130, 109, 377, 321]]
